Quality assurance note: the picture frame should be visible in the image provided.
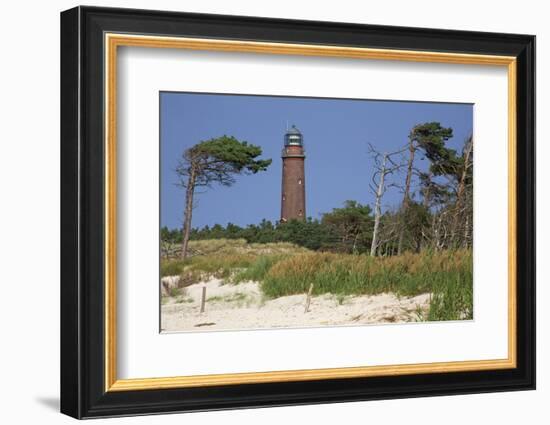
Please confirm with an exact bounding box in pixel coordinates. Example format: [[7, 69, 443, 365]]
[[60, 5, 535, 419]]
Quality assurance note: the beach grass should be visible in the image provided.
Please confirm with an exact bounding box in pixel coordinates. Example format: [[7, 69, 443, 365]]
[[160, 239, 472, 321], [261, 250, 472, 321]]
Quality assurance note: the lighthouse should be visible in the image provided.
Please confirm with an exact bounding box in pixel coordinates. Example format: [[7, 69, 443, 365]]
[[281, 125, 306, 222]]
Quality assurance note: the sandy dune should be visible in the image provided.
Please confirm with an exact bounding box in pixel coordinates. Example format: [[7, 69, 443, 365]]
[[161, 278, 431, 332]]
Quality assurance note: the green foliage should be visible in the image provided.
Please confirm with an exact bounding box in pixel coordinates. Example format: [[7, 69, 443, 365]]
[[160, 238, 472, 322], [169, 287, 182, 297], [160, 259, 188, 277], [161, 226, 182, 244], [160, 121, 475, 322], [193, 136, 272, 173], [335, 293, 347, 305], [276, 218, 336, 251], [177, 297, 194, 304], [179, 269, 204, 287], [397, 201, 431, 253], [187, 238, 248, 255], [178, 201, 374, 254], [412, 122, 471, 187], [321, 200, 373, 253], [188, 253, 256, 279], [207, 292, 254, 308], [175, 135, 272, 260], [177, 136, 272, 189], [427, 277, 473, 321], [160, 239, 306, 282], [233, 255, 287, 283], [260, 249, 473, 323]]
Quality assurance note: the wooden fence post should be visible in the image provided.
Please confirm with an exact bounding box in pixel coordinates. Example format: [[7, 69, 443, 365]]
[[200, 286, 206, 314], [304, 283, 314, 313]]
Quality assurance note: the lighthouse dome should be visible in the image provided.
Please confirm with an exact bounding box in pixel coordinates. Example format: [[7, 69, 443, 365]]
[[284, 125, 304, 146]]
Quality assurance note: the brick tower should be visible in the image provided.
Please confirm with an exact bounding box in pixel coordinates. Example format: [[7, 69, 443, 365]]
[[281, 125, 306, 222]]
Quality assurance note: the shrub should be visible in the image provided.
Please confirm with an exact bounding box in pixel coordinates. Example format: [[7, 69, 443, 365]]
[[160, 259, 187, 277]]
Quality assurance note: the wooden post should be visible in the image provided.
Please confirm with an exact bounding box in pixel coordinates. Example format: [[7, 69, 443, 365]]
[[304, 283, 314, 313], [200, 286, 206, 314]]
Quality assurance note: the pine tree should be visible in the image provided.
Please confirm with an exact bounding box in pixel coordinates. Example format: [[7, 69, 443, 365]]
[[175, 136, 271, 259]]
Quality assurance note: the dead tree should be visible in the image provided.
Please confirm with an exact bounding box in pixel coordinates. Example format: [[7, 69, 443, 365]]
[[453, 135, 473, 247], [368, 144, 406, 256]]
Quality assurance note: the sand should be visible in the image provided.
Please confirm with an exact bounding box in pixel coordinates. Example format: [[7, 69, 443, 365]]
[[161, 277, 431, 332]]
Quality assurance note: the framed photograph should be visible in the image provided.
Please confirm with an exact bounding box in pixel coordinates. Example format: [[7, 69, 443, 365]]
[[60, 6, 535, 419]]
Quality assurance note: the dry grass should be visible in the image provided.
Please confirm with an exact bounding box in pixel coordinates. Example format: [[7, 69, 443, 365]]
[[163, 238, 310, 259], [262, 250, 472, 295], [160, 239, 472, 322], [261, 250, 472, 321], [160, 239, 308, 283]]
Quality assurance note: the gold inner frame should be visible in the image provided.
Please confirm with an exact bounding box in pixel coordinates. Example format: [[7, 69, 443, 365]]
[[104, 33, 517, 392]]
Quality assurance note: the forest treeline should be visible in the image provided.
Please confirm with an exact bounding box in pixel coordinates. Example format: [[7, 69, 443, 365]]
[[166, 122, 473, 258]]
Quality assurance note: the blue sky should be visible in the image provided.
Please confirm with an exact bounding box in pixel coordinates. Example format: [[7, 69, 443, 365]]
[[160, 92, 472, 229]]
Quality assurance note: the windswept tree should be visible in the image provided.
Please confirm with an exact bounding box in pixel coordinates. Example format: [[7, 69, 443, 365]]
[[417, 131, 473, 248], [397, 122, 453, 253], [176, 136, 272, 259]]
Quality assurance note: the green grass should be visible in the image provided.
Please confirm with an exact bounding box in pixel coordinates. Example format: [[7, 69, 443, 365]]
[[160, 239, 472, 321], [160, 259, 187, 277], [232, 255, 288, 283], [427, 275, 473, 321], [175, 296, 194, 304], [260, 250, 472, 321], [207, 292, 254, 308], [335, 293, 347, 305], [162, 238, 310, 260], [160, 239, 307, 278], [206, 295, 225, 303], [168, 287, 183, 297], [188, 253, 256, 279]]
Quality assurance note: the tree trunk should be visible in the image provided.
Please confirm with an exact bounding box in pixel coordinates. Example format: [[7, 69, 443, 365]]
[[452, 136, 473, 247], [423, 170, 433, 209], [419, 170, 433, 251], [181, 165, 197, 260], [463, 213, 471, 248], [370, 153, 387, 256], [397, 137, 415, 255]]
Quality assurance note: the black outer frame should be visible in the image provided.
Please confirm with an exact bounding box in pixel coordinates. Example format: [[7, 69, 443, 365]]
[[60, 5, 535, 419]]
